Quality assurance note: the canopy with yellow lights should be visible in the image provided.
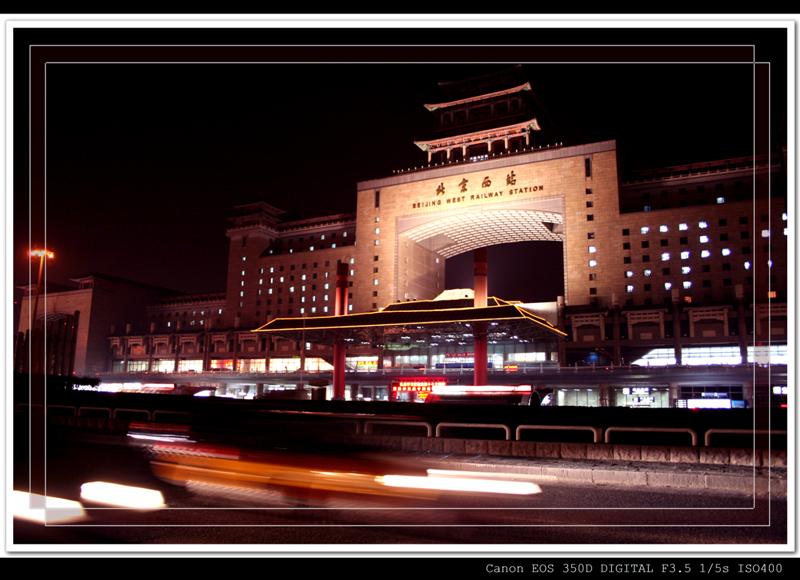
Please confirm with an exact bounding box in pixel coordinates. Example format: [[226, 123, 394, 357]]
[[253, 297, 566, 348]]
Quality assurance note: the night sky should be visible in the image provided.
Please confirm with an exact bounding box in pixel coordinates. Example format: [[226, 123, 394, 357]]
[[21, 55, 782, 303]]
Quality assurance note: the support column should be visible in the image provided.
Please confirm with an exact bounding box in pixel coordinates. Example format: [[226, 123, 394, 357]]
[[741, 381, 754, 409], [473, 247, 488, 386], [332, 261, 349, 400], [671, 290, 682, 365], [599, 384, 611, 407], [556, 296, 566, 366], [735, 284, 748, 364], [611, 299, 621, 365], [668, 382, 681, 408]]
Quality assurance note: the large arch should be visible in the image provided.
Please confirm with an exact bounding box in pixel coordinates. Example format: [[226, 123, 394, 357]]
[[394, 197, 565, 301]]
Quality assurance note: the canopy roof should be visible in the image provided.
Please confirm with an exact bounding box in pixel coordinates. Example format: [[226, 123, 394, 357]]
[[253, 297, 565, 348]]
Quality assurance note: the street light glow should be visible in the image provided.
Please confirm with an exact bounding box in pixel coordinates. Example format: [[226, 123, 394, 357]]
[[29, 248, 55, 260]]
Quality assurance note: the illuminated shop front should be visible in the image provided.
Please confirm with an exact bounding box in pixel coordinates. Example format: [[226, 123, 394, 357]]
[[674, 385, 747, 409], [614, 386, 670, 408]]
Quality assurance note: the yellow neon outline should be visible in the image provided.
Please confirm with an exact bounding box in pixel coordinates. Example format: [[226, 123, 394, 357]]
[[253, 296, 566, 337], [255, 313, 566, 337]]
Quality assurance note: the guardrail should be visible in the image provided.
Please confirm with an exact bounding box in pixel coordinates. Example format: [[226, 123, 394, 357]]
[[516, 424, 602, 443], [435, 422, 511, 441], [363, 420, 433, 438], [605, 426, 698, 446], [704, 428, 788, 446], [77, 406, 111, 418]]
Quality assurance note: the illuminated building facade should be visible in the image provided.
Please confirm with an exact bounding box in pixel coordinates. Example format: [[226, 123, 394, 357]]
[[102, 67, 787, 405]]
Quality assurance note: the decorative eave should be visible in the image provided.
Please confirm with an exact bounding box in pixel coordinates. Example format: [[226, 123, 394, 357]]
[[253, 299, 567, 342], [424, 82, 532, 111], [414, 118, 541, 152]]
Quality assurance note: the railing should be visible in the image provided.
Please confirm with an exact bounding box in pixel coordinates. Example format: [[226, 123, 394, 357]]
[[605, 426, 698, 447], [363, 420, 433, 438], [516, 424, 602, 443], [435, 422, 511, 441], [704, 428, 787, 447], [18, 403, 785, 449]]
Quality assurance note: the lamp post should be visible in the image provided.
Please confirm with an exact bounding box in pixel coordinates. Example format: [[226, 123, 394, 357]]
[[29, 248, 55, 328]]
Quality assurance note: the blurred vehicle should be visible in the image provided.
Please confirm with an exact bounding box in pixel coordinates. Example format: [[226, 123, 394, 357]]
[[128, 423, 541, 506], [425, 384, 535, 406]]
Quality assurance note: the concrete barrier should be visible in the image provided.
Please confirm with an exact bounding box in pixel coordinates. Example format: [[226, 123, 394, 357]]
[[350, 434, 787, 468]]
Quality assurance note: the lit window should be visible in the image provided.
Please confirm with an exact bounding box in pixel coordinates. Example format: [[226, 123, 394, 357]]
[[258, 278, 263, 285], [240, 280, 245, 286], [301, 285, 306, 292], [640, 226, 650, 234], [312, 295, 317, 302], [218, 309, 223, 315], [588, 259, 598, 268], [331, 243, 337, 248], [309, 245, 315, 251], [324, 283, 330, 290], [343, 231, 348, 237], [698, 221, 708, 229], [348, 304, 353, 311], [200, 320, 204, 326], [301, 296, 306, 303], [678, 223, 688, 231], [323, 306, 329, 313], [659, 225, 669, 233], [625, 270, 634, 278], [701, 250, 711, 258], [761, 229, 770, 238], [269, 267, 274, 273], [289, 249, 293, 254], [350, 269, 355, 276], [626, 285, 634, 293], [744, 261, 751, 270], [682, 266, 691, 274], [699, 235, 709, 243], [721, 248, 731, 256], [681, 251, 690, 260], [644, 269, 652, 277], [716, 197, 725, 204], [320, 234, 325, 240], [768, 259, 773, 268], [279, 276, 284, 283], [239, 291, 245, 297], [241, 256, 247, 261], [374, 240, 380, 246], [268, 288, 273, 295], [782, 212, 788, 221], [289, 286, 295, 293], [166, 321, 172, 328], [323, 295, 329, 301], [661, 252, 670, 261], [664, 282, 672, 290], [300, 307, 305, 314], [373, 279, 379, 286], [240, 270, 246, 276], [311, 307, 317, 314], [350, 257, 355, 264], [588, 246, 597, 253], [257, 289, 262, 296], [768, 291, 777, 299], [374, 227, 380, 235], [784, 228, 788, 236], [683, 281, 692, 289], [270, 277, 274, 284], [301, 274, 307, 281]]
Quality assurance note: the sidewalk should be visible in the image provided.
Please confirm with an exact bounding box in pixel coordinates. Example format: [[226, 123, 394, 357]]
[[402, 452, 787, 497]]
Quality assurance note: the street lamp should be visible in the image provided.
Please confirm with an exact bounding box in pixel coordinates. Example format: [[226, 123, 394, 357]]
[[29, 248, 55, 328]]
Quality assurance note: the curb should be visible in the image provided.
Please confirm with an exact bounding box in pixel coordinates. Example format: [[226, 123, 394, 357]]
[[422, 456, 786, 498]]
